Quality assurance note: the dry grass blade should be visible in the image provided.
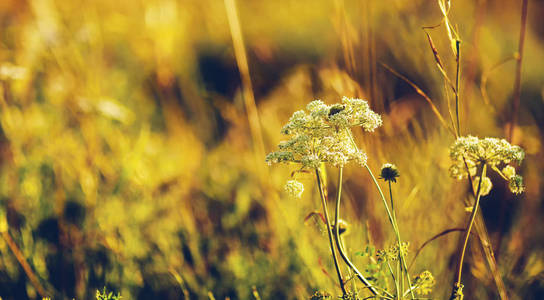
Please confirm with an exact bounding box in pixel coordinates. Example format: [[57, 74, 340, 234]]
[[380, 62, 456, 136], [424, 31, 456, 94], [480, 55, 516, 109], [408, 228, 466, 271], [438, 0, 458, 56], [2, 232, 48, 298], [224, 0, 265, 161]]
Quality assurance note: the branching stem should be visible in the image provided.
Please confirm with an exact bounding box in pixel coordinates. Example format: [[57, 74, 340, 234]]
[[333, 167, 383, 297], [315, 168, 347, 297]]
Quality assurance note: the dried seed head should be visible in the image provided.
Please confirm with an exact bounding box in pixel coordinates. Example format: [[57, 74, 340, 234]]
[[380, 163, 400, 183], [508, 175, 525, 195]]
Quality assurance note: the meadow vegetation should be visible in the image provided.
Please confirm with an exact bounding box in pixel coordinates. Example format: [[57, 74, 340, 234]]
[[0, 0, 543, 299]]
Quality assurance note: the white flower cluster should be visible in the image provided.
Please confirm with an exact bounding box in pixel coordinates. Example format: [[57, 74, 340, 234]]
[[472, 176, 493, 196], [284, 180, 304, 199], [266, 97, 382, 169], [449, 135, 525, 195]]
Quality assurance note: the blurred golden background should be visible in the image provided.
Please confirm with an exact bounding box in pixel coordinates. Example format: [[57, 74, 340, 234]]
[[0, 0, 543, 299]]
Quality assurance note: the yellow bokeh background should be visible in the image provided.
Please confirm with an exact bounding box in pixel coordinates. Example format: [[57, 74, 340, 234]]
[[0, 0, 542, 299]]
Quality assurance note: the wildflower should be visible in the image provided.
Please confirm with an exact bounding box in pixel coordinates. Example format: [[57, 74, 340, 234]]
[[266, 97, 381, 169], [387, 242, 409, 261], [379, 163, 400, 183], [413, 270, 435, 295], [376, 242, 409, 262], [508, 175, 525, 195], [449, 136, 525, 195], [376, 249, 388, 263], [449, 136, 524, 179], [472, 176, 492, 196], [284, 180, 304, 199]]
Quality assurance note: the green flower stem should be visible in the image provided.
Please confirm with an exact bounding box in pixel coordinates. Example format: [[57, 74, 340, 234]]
[[333, 167, 384, 298], [396, 262, 401, 300], [315, 168, 347, 297], [385, 261, 398, 295], [389, 181, 403, 299], [454, 164, 487, 292], [365, 164, 415, 299], [463, 158, 509, 300]]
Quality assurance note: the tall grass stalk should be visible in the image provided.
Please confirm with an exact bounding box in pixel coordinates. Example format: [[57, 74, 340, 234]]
[[224, 0, 265, 163]]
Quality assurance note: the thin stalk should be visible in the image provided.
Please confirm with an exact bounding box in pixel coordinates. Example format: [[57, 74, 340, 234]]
[[509, 0, 528, 142], [481, 55, 516, 108], [380, 63, 455, 136], [389, 181, 403, 299], [453, 164, 487, 293], [408, 228, 466, 271], [462, 159, 509, 300], [396, 262, 402, 300], [454, 40, 461, 136], [364, 164, 415, 299], [2, 231, 48, 298], [386, 261, 398, 295], [333, 167, 383, 297], [315, 168, 347, 297]]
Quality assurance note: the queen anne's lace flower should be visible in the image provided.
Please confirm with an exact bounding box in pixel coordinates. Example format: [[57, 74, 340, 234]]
[[266, 97, 381, 169], [449, 135, 525, 196], [284, 180, 304, 199]]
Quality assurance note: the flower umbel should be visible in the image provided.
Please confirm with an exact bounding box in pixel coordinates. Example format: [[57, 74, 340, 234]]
[[413, 270, 436, 296], [284, 180, 304, 199], [449, 135, 525, 195], [472, 176, 492, 196], [266, 97, 382, 169]]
